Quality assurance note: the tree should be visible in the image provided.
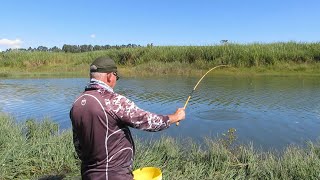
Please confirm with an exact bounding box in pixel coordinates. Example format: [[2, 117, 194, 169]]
[[93, 45, 102, 51], [62, 44, 72, 52], [37, 46, 48, 51], [80, 45, 93, 52], [220, 40, 228, 44], [50, 46, 61, 52]]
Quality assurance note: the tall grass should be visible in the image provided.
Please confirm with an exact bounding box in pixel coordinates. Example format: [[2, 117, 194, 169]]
[[0, 114, 80, 179], [0, 113, 319, 179], [1, 42, 320, 77]]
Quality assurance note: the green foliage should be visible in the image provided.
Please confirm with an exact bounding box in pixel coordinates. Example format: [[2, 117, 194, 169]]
[[1, 42, 320, 73], [0, 114, 319, 179], [220, 128, 237, 149], [24, 119, 59, 140], [0, 114, 80, 179]]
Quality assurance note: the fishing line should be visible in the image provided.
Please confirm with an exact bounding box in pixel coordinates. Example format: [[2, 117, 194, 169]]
[[177, 65, 230, 126]]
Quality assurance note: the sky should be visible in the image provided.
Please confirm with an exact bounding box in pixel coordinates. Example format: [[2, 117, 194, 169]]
[[1, 0, 320, 51]]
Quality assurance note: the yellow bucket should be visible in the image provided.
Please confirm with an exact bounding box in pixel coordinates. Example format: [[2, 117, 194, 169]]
[[133, 167, 162, 180]]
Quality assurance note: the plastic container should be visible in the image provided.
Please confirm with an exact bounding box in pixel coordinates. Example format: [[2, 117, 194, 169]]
[[133, 167, 162, 180]]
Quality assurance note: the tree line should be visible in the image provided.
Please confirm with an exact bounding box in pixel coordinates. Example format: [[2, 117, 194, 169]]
[[4, 43, 148, 53]]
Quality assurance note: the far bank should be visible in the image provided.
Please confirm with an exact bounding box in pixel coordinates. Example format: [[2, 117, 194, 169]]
[[1, 61, 320, 79], [1, 42, 320, 78]]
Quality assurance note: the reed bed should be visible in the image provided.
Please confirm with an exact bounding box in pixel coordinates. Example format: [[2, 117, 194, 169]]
[[1, 42, 320, 77], [0, 113, 319, 179]]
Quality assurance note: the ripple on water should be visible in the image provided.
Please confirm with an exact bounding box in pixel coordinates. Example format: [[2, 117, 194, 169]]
[[194, 109, 246, 121]]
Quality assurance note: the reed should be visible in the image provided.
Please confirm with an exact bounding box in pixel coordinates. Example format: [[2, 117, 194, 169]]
[[1, 42, 320, 77], [0, 114, 319, 179]]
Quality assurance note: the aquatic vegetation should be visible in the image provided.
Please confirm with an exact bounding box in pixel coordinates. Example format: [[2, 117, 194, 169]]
[[0, 114, 319, 179], [1, 42, 320, 78]]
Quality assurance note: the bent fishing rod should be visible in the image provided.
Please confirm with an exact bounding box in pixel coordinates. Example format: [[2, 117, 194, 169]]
[[176, 65, 229, 126]]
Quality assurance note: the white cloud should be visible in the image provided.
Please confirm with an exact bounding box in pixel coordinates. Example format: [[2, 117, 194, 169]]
[[90, 34, 96, 38], [0, 38, 23, 49]]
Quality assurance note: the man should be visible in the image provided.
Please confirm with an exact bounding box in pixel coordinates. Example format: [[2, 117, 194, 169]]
[[70, 57, 185, 180]]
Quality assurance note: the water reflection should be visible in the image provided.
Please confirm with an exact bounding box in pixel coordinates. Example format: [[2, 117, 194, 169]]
[[0, 75, 319, 150]]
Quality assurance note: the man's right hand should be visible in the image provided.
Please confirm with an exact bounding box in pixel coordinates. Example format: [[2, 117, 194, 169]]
[[168, 108, 185, 124]]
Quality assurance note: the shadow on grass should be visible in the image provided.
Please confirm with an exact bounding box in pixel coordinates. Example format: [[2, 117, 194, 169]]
[[38, 175, 64, 180], [38, 174, 81, 180]]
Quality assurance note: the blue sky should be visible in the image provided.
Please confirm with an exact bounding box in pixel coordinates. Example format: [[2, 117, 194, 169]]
[[1, 0, 319, 50]]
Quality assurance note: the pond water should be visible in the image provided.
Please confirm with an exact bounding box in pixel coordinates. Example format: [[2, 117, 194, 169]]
[[0, 75, 319, 150]]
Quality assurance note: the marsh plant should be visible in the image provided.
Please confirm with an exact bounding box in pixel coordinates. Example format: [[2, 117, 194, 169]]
[[0, 114, 319, 179], [1, 42, 320, 78]]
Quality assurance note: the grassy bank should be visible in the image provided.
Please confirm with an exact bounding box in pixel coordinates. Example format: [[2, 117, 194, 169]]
[[1, 114, 319, 179], [1, 42, 320, 78]]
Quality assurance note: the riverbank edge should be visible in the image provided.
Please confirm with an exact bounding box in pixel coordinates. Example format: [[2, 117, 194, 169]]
[[1, 62, 320, 79], [1, 114, 319, 179]]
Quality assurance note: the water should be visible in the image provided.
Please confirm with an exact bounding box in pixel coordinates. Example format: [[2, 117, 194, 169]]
[[0, 75, 319, 150]]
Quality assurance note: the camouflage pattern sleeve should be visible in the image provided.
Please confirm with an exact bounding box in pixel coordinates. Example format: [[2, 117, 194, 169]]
[[106, 93, 171, 131]]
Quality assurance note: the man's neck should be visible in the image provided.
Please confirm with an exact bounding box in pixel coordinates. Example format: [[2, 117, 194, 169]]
[[90, 78, 114, 92]]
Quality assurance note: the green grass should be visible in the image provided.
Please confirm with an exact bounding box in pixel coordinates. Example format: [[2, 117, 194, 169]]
[[0, 113, 319, 179], [0, 114, 80, 179], [1, 42, 320, 78]]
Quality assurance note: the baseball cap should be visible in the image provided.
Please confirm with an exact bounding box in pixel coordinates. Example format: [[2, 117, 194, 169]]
[[90, 57, 117, 73]]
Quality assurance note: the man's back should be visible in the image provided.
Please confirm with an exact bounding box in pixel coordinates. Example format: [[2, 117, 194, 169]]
[[70, 89, 134, 180]]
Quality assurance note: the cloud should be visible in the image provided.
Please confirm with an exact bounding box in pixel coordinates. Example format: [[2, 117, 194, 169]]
[[0, 38, 23, 49], [90, 34, 96, 38]]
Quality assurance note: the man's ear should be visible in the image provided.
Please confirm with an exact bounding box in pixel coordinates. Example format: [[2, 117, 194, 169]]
[[106, 73, 112, 83]]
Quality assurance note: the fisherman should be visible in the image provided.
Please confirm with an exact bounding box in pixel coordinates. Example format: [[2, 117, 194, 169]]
[[70, 56, 185, 180]]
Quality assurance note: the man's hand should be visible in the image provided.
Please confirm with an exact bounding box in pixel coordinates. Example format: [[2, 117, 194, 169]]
[[168, 108, 185, 124]]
